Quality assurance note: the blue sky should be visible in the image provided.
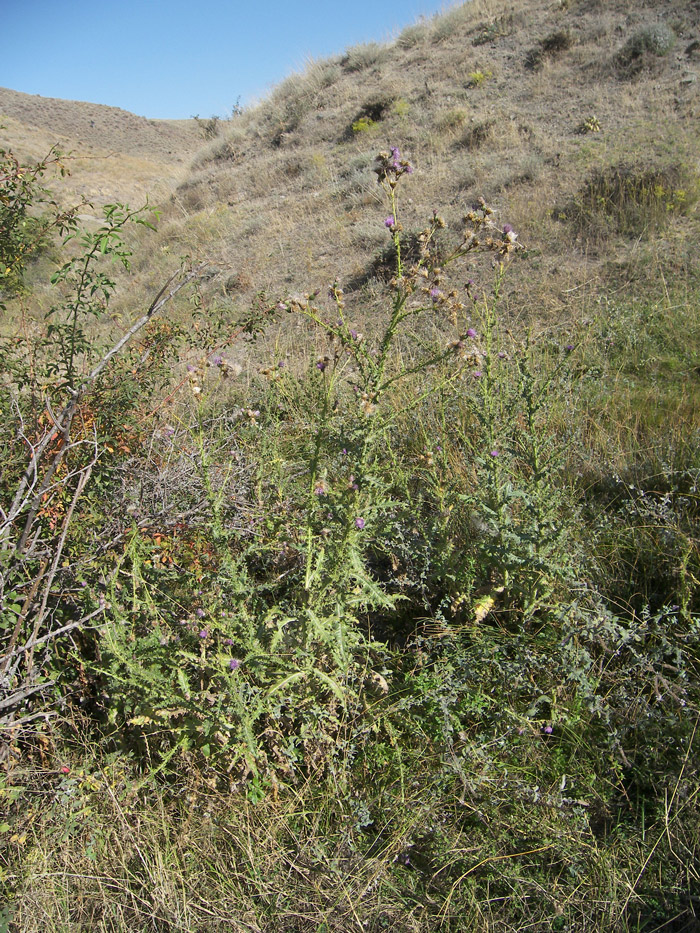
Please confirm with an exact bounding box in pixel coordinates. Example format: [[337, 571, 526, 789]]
[[2, 0, 460, 119]]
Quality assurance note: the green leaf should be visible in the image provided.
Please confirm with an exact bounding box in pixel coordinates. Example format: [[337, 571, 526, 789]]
[[176, 668, 190, 698]]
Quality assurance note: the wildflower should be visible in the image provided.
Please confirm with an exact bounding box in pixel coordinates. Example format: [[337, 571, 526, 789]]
[[467, 328, 478, 339], [542, 724, 553, 735], [199, 629, 209, 639], [564, 344, 575, 352], [316, 360, 327, 372], [60, 766, 70, 774], [384, 215, 395, 228], [210, 354, 223, 366], [195, 608, 205, 618], [355, 517, 366, 529], [473, 370, 483, 378], [314, 482, 327, 496], [229, 658, 241, 671], [430, 287, 441, 302], [489, 449, 500, 458]]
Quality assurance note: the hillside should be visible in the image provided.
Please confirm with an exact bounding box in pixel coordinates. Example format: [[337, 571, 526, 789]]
[[0, 86, 200, 205], [157, 0, 700, 325]]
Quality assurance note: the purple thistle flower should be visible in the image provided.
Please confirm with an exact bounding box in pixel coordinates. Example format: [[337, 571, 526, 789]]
[[489, 449, 500, 458], [473, 371, 483, 378], [467, 328, 478, 339], [542, 724, 553, 735], [199, 629, 209, 639], [384, 215, 395, 228], [355, 517, 365, 530], [564, 344, 575, 352], [316, 360, 327, 372], [210, 354, 223, 366], [430, 288, 441, 302], [229, 658, 241, 671], [195, 608, 206, 618], [503, 224, 514, 235]]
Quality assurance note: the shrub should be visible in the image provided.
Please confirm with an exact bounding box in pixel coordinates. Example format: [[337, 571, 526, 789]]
[[619, 24, 675, 61], [342, 42, 389, 72], [0, 151, 203, 741], [192, 114, 220, 140], [396, 21, 429, 49], [525, 30, 573, 70]]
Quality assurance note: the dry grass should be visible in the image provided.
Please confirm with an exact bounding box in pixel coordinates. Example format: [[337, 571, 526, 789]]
[[124, 0, 697, 339]]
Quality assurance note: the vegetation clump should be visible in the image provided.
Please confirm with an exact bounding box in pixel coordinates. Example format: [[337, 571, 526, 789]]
[[564, 161, 699, 242], [616, 24, 676, 77]]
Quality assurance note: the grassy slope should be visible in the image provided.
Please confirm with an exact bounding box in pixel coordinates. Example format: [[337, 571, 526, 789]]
[[162, 0, 700, 320]]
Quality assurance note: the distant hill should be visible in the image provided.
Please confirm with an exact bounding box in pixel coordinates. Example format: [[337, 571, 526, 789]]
[[0, 86, 201, 206]]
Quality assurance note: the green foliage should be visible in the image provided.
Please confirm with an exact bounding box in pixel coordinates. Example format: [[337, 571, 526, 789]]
[[0, 144, 78, 300], [351, 116, 376, 135], [576, 114, 601, 135], [467, 69, 492, 88], [0, 144, 200, 741], [46, 202, 158, 390]]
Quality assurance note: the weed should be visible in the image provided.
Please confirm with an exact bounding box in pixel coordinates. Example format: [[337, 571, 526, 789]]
[[467, 69, 492, 88]]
